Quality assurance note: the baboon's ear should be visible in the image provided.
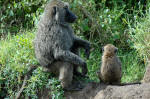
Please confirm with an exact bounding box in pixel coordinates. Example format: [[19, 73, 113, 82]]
[[52, 6, 57, 15]]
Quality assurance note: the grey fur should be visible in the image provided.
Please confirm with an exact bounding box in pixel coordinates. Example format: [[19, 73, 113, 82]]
[[34, 0, 90, 88]]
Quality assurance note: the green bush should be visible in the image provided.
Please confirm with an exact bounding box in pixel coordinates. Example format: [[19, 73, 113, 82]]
[[128, 10, 150, 62], [0, 0, 47, 35], [0, 31, 64, 98]]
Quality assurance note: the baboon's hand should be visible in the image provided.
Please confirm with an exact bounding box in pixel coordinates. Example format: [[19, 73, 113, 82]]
[[82, 62, 88, 75], [85, 43, 91, 59]]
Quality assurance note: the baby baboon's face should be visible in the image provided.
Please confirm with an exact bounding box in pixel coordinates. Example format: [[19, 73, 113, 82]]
[[103, 44, 118, 54]]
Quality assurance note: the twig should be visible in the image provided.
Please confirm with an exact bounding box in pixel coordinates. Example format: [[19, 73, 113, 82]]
[[16, 76, 28, 99], [16, 65, 37, 99]]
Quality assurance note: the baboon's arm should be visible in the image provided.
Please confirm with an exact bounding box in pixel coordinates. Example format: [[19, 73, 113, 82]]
[[74, 37, 91, 58], [54, 49, 88, 75], [74, 37, 90, 48], [54, 49, 85, 66]]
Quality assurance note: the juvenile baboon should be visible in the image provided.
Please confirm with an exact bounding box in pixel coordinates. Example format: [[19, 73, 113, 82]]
[[34, 0, 90, 89], [142, 61, 150, 83], [98, 44, 122, 84]]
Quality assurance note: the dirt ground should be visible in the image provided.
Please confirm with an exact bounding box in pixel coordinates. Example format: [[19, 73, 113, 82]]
[[38, 82, 150, 99], [65, 82, 150, 99]]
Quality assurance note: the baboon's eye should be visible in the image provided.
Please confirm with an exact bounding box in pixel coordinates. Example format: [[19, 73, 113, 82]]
[[64, 5, 68, 9]]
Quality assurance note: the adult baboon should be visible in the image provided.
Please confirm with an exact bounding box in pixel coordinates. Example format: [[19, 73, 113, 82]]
[[34, 0, 90, 89], [98, 44, 122, 84]]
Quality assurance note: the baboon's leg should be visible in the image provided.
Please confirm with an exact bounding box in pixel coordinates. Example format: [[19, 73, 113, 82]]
[[44, 61, 73, 88], [59, 62, 73, 89]]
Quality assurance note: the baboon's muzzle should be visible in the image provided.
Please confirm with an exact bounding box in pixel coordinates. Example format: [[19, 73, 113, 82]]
[[65, 9, 77, 23]]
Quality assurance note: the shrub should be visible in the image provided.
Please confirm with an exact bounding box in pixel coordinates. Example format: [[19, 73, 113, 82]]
[[0, 31, 64, 98], [0, 0, 47, 35], [128, 9, 150, 62]]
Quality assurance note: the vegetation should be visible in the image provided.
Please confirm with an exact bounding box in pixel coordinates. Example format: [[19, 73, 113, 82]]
[[128, 10, 150, 61], [0, 0, 47, 34], [0, 0, 150, 98]]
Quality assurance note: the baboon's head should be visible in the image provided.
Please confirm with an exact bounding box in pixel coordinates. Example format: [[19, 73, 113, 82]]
[[102, 44, 118, 55], [46, 0, 77, 23]]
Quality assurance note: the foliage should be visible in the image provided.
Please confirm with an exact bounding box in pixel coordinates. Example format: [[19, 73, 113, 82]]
[[0, 0, 47, 35], [128, 10, 150, 62], [0, 31, 64, 98], [120, 51, 145, 82], [46, 78, 64, 99]]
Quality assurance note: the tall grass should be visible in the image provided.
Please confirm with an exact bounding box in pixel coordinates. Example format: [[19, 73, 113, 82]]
[[0, 31, 64, 98], [128, 9, 150, 62]]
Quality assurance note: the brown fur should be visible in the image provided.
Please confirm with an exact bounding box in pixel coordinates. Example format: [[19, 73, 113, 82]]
[[98, 44, 122, 84]]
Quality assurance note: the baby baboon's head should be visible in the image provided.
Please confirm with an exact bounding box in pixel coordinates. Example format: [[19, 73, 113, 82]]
[[46, 0, 77, 23], [102, 44, 118, 56]]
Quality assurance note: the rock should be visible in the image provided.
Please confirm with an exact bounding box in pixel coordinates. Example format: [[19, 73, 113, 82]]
[[142, 62, 150, 83], [65, 83, 150, 99], [94, 83, 150, 99]]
